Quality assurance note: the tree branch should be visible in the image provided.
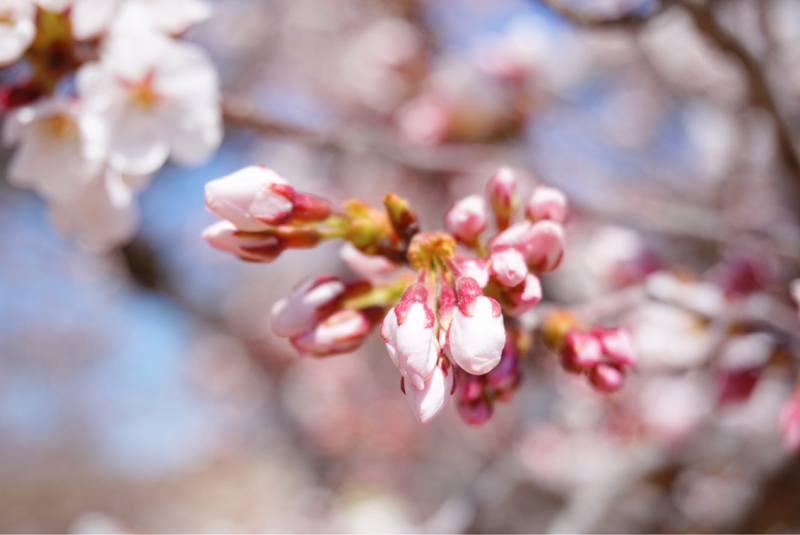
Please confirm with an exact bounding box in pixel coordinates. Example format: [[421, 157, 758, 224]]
[[533, 0, 670, 29]]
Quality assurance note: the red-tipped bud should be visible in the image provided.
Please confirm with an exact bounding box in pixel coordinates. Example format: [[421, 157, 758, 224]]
[[202, 221, 283, 262], [502, 274, 542, 317], [291, 309, 372, 357], [489, 247, 528, 288], [449, 277, 505, 375], [525, 185, 567, 224], [459, 257, 490, 288], [204, 166, 293, 231], [457, 397, 494, 425], [271, 276, 349, 338], [455, 369, 486, 403], [486, 166, 518, 231], [488, 220, 565, 273], [445, 194, 487, 245], [595, 326, 637, 366], [485, 340, 521, 395], [560, 329, 602, 373], [588, 363, 625, 393]]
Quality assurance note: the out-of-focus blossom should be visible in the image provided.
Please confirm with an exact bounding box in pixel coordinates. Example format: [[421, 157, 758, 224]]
[[594, 327, 637, 366], [3, 98, 106, 200], [340, 243, 397, 281], [560, 329, 602, 373], [48, 167, 137, 251], [201, 220, 283, 262], [489, 220, 565, 273], [584, 225, 660, 288], [791, 279, 800, 321], [396, 92, 452, 146], [645, 270, 725, 317], [110, 0, 211, 37], [459, 257, 489, 288], [448, 277, 505, 375], [444, 194, 487, 246], [525, 185, 567, 224], [77, 31, 221, 175], [271, 276, 348, 338], [588, 363, 625, 393], [0, 0, 35, 67], [486, 166, 518, 231], [500, 272, 542, 316], [779, 391, 800, 452], [291, 309, 373, 357], [489, 246, 527, 288]]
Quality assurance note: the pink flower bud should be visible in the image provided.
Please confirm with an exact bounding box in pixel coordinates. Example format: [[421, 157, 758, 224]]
[[291, 309, 372, 357], [455, 368, 485, 403], [595, 327, 637, 366], [204, 166, 293, 231], [459, 257, 489, 288], [489, 247, 528, 288], [457, 397, 493, 425], [444, 194, 487, 245], [381, 283, 438, 390], [779, 393, 800, 452], [201, 221, 282, 262], [588, 363, 625, 393], [404, 361, 454, 425], [560, 329, 602, 373], [448, 277, 506, 375], [437, 283, 457, 348], [525, 220, 565, 272], [525, 185, 567, 224], [502, 273, 542, 317], [271, 276, 348, 338], [485, 340, 521, 394], [486, 167, 518, 231]]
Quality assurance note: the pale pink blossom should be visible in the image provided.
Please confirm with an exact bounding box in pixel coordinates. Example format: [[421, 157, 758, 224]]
[[489, 220, 565, 272], [77, 31, 221, 175], [486, 166, 517, 228], [791, 279, 800, 321], [780, 393, 800, 452], [291, 309, 372, 357], [404, 362, 454, 425], [110, 0, 211, 37], [444, 194, 487, 245], [588, 363, 625, 393], [489, 246, 528, 287], [459, 257, 489, 288], [340, 243, 397, 280], [560, 329, 602, 373], [396, 92, 451, 146], [595, 326, 637, 366], [69, 0, 121, 40], [3, 98, 106, 201], [502, 273, 542, 316], [48, 167, 138, 252], [204, 166, 292, 231], [0, 0, 35, 67], [201, 220, 282, 262], [381, 284, 438, 390], [271, 276, 348, 338], [448, 277, 505, 375], [525, 185, 567, 224]]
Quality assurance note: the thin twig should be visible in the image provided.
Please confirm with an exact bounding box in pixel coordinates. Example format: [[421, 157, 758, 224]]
[[533, 0, 671, 29]]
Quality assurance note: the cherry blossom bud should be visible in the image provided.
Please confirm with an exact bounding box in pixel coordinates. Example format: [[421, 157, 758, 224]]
[[489, 247, 528, 288], [595, 327, 637, 366], [455, 368, 485, 403], [457, 398, 493, 425], [404, 361, 454, 425], [437, 283, 457, 348], [502, 274, 542, 317], [291, 309, 372, 357], [486, 341, 521, 395], [459, 257, 489, 288], [588, 363, 625, 393], [525, 220, 565, 272], [381, 283, 438, 390], [271, 276, 348, 338], [201, 221, 282, 262], [340, 243, 396, 280], [525, 185, 567, 224], [0, 79, 44, 110], [560, 329, 602, 373], [205, 166, 292, 231], [779, 393, 800, 453], [444, 194, 487, 245], [448, 277, 506, 375], [486, 167, 518, 231], [0, 1, 35, 67]]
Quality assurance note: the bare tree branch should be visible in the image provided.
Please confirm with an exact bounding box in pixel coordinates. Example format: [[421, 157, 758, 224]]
[[532, 0, 670, 29]]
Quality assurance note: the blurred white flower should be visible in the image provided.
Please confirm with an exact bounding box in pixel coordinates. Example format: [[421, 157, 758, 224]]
[[111, 0, 211, 37], [3, 98, 106, 200], [48, 166, 138, 251], [77, 30, 221, 175], [0, 0, 35, 67]]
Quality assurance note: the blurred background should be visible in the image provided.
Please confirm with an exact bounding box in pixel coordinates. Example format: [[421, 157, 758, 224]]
[[3, 0, 800, 532]]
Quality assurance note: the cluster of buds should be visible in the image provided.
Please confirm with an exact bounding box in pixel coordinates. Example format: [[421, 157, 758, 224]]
[[455, 337, 522, 425], [203, 165, 579, 425], [544, 312, 637, 393]]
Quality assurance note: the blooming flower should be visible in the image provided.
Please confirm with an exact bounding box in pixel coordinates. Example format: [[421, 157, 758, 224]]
[[0, 0, 35, 67], [3, 98, 106, 200], [77, 30, 221, 175]]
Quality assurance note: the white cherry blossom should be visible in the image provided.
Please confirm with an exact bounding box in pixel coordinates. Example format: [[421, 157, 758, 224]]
[[0, 0, 35, 67]]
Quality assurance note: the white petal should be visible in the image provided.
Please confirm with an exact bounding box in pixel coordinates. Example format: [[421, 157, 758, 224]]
[[449, 297, 505, 375], [405, 365, 452, 425], [395, 303, 436, 389]]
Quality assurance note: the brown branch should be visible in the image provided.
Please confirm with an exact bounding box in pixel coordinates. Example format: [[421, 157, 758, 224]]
[[678, 1, 800, 184]]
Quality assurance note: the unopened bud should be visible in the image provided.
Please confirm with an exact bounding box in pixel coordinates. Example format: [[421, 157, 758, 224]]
[[457, 397, 494, 425], [486, 167, 518, 231], [202, 221, 283, 262], [291, 309, 372, 357], [560, 329, 602, 373], [444, 194, 487, 246], [383, 192, 420, 242], [525, 185, 567, 224], [271, 275, 349, 338], [595, 326, 637, 366], [489, 247, 528, 288], [501, 273, 542, 317], [588, 363, 625, 393], [204, 166, 292, 231]]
